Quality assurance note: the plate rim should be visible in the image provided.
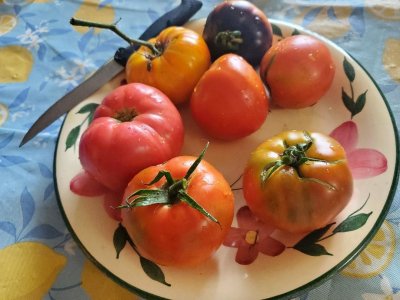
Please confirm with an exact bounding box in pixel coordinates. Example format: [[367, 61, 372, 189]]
[[53, 19, 400, 300]]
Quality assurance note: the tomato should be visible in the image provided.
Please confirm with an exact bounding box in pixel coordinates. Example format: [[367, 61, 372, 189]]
[[242, 130, 353, 233], [190, 53, 269, 140], [260, 34, 335, 109], [120, 145, 234, 267], [203, 0, 273, 66], [126, 26, 211, 105], [79, 83, 184, 194]]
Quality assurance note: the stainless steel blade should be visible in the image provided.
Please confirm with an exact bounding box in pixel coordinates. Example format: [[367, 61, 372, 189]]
[[19, 59, 122, 146]]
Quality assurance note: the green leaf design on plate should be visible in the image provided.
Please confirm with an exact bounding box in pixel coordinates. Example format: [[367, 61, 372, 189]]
[[333, 212, 373, 233], [77, 103, 99, 114], [293, 242, 333, 256], [353, 90, 368, 117], [343, 57, 355, 82], [271, 23, 283, 37], [113, 223, 129, 259], [292, 223, 334, 256], [65, 125, 80, 151], [292, 28, 301, 36], [341, 57, 367, 118], [112, 223, 171, 287], [341, 88, 354, 112], [65, 102, 98, 151], [296, 223, 335, 245], [77, 102, 99, 123], [140, 257, 171, 287]]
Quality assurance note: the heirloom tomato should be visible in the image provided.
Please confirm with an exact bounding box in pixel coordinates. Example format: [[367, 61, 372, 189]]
[[260, 34, 335, 109], [120, 145, 234, 267], [203, 0, 273, 66], [190, 53, 269, 140], [126, 26, 211, 105], [79, 83, 184, 194], [243, 130, 353, 233]]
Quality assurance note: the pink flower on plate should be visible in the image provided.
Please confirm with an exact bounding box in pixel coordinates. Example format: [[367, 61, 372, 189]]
[[330, 121, 388, 179], [223, 206, 285, 265]]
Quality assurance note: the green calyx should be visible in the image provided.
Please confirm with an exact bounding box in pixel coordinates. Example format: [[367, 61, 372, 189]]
[[260, 132, 336, 190], [214, 30, 243, 51], [118, 142, 220, 225]]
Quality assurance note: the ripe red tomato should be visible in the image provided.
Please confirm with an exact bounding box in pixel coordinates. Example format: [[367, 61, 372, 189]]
[[242, 130, 353, 233], [79, 83, 184, 194], [260, 34, 335, 109], [126, 26, 211, 105], [120, 149, 234, 267], [190, 53, 269, 140]]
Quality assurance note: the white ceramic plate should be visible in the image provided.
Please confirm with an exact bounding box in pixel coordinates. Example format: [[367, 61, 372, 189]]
[[54, 19, 399, 299]]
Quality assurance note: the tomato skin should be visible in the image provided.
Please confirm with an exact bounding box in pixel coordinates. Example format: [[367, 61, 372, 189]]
[[121, 156, 234, 267], [79, 83, 184, 193], [190, 53, 269, 140], [203, 0, 273, 66], [260, 35, 335, 109], [126, 26, 211, 105], [243, 130, 353, 233]]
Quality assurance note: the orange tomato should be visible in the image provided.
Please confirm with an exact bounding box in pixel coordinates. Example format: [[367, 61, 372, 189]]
[[243, 130, 353, 233], [126, 26, 211, 105], [121, 153, 234, 267], [190, 53, 269, 140]]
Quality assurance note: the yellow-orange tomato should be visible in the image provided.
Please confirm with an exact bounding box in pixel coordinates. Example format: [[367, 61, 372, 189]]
[[126, 26, 211, 105], [243, 130, 353, 233]]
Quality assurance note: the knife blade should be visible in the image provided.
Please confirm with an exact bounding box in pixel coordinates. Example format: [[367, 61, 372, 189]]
[[20, 0, 202, 147]]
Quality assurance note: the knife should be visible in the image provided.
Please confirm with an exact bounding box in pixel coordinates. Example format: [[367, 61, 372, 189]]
[[20, 0, 202, 147]]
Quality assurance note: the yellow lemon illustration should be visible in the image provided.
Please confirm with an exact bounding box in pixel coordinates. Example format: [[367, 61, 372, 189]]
[[0, 103, 8, 127], [0, 242, 67, 299], [383, 38, 400, 82], [366, 0, 400, 20], [341, 221, 396, 278], [296, 6, 352, 39], [0, 14, 17, 36], [0, 45, 33, 83], [73, 0, 115, 34], [82, 259, 139, 300]]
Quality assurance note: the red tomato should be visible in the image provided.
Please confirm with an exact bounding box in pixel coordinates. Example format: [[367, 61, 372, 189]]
[[79, 83, 184, 194], [121, 151, 234, 267], [260, 34, 335, 109], [243, 130, 353, 233], [190, 53, 269, 140]]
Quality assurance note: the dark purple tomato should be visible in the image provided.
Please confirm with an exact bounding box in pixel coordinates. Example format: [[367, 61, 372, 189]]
[[203, 0, 273, 67]]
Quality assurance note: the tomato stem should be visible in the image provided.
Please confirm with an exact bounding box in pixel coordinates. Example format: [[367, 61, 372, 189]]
[[261, 131, 336, 190], [119, 142, 220, 225], [70, 18, 161, 56], [214, 30, 243, 51]]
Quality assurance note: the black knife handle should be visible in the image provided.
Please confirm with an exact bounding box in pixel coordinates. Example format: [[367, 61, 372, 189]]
[[114, 0, 203, 66]]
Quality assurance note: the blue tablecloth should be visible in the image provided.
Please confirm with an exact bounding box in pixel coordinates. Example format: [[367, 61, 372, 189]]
[[0, 0, 399, 299]]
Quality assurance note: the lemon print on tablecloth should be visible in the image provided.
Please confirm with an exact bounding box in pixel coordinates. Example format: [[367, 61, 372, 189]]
[[0, 242, 66, 299], [341, 221, 396, 278], [82, 259, 139, 300], [0, 45, 33, 83], [0, 14, 17, 36], [383, 38, 400, 83], [0, 103, 8, 127], [73, 0, 115, 34], [296, 6, 352, 39], [365, 0, 400, 21]]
